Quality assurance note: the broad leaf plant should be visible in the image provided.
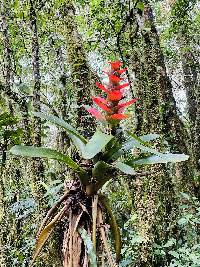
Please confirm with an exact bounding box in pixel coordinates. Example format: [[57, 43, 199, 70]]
[[10, 61, 189, 266]]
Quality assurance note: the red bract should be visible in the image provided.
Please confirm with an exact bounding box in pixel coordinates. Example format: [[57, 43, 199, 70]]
[[108, 60, 122, 70], [117, 68, 127, 75], [96, 82, 108, 93], [86, 60, 137, 124], [92, 97, 111, 112], [114, 82, 129, 91], [117, 99, 138, 109], [108, 91, 122, 101], [87, 107, 105, 121], [109, 114, 129, 120], [109, 75, 123, 84]]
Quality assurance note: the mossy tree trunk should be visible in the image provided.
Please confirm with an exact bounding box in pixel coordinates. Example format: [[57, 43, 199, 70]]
[[61, 0, 97, 137], [181, 41, 200, 173], [128, 2, 194, 266], [29, 0, 45, 202]]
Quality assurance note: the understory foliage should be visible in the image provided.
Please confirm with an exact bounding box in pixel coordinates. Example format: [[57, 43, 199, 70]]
[[0, 0, 200, 267]]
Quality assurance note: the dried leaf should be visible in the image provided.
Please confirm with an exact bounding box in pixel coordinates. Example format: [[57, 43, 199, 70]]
[[30, 206, 65, 266]]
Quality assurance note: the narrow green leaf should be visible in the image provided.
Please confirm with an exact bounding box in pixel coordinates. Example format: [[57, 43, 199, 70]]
[[130, 153, 189, 165], [33, 113, 113, 160], [99, 194, 121, 262], [33, 112, 87, 152], [92, 161, 115, 191], [117, 133, 162, 157], [78, 228, 97, 267], [10, 145, 89, 185], [10, 145, 78, 169], [127, 131, 153, 147], [112, 132, 161, 159], [139, 133, 160, 142], [113, 162, 136, 175], [82, 131, 113, 159]]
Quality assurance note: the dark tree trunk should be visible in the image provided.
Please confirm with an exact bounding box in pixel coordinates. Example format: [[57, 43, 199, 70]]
[[61, 1, 97, 138], [29, 0, 44, 200]]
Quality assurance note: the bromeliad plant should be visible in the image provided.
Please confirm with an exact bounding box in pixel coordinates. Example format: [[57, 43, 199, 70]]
[[10, 61, 189, 267]]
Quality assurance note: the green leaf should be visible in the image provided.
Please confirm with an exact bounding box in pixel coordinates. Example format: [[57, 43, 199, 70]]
[[78, 228, 97, 267], [139, 133, 160, 142], [168, 251, 180, 259], [33, 112, 87, 149], [163, 238, 176, 248], [92, 161, 115, 191], [136, 1, 145, 11], [113, 162, 136, 175], [99, 194, 121, 262], [117, 131, 162, 156], [130, 153, 189, 165], [82, 131, 113, 159], [33, 113, 112, 160], [103, 137, 122, 160], [10, 145, 89, 185]]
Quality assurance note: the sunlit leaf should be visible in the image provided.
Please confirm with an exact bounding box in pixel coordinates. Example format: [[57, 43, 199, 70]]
[[116, 131, 162, 157], [82, 131, 113, 159], [139, 133, 160, 142]]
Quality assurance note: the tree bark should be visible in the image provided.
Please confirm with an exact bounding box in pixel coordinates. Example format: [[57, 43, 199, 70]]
[[181, 40, 200, 172], [61, 1, 97, 137], [128, 3, 194, 266], [29, 0, 44, 200]]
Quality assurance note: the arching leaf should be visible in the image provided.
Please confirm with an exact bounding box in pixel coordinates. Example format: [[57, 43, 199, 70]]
[[33, 112, 87, 152], [10, 145, 89, 185], [99, 194, 121, 262], [30, 207, 65, 266], [127, 153, 189, 165]]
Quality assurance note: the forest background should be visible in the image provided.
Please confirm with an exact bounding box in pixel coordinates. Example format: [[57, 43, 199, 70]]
[[0, 0, 200, 266]]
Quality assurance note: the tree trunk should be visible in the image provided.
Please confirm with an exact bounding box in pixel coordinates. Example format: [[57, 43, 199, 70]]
[[29, 0, 45, 201], [61, 1, 97, 137], [128, 3, 194, 266], [181, 41, 200, 172]]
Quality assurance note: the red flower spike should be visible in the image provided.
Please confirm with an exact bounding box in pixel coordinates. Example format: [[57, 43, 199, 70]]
[[117, 68, 127, 75], [96, 82, 109, 93], [114, 82, 130, 91], [86, 107, 105, 121], [109, 114, 129, 120], [108, 90, 123, 101], [108, 60, 122, 70], [92, 97, 112, 112], [109, 75, 124, 84], [117, 99, 138, 109], [86, 60, 138, 124]]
